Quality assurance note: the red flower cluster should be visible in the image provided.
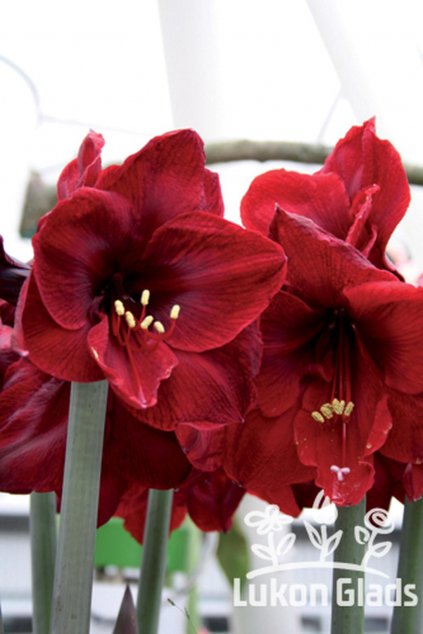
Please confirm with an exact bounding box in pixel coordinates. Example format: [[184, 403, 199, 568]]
[[0, 129, 284, 535], [225, 119, 423, 508], [0, 120, 422, 541]]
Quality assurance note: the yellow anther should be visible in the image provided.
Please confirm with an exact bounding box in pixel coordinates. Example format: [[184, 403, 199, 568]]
[[311, 411, 325, 424], [332, 398, 345, 415], [170, 304, 181, 320], [140, 315, 154, 330], [125, 311, 136, 328], [344, 401, 354, 416], [153, 321, 165, 334], [320, 403, 334, 419], [114, 300, 125, 316], [141, 289, 150, 306]]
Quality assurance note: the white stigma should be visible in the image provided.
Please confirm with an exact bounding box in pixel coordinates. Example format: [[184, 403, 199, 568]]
[[330, 465, 351, 482]]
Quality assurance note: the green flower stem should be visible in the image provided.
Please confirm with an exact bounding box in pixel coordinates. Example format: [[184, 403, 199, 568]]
[[186, 519, 201, 634], [50, 380, 108, 634], [137, 489, 173, 634], [331, 498, 366, 634], [30, 492, 57, 634], [391, 497, 423, 634]]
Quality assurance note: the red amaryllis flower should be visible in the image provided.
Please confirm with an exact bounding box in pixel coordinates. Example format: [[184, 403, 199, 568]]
[[17, 130, 286, 422], [241, 119, 410, 274], [0, 356, 192, 526], [225, 209, 423, 506]]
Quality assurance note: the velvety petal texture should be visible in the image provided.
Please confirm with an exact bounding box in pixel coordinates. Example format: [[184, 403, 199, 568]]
[[138, 324, 261, 431], [224, 407, 315, 514], [269, 209, 395, 307], [241, 119, 410, 273], [97, 129, 225, 239], [320, 118, 410, 264], [57, 131, 105, 200], [140, 212, 286, 352], [241, 170, 351, 239]]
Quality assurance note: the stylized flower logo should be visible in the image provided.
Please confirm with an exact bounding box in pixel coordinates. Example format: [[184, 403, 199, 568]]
[[310, 490, 338, 525], [355, 507, 394, 568], [244, 504, 293, 535]]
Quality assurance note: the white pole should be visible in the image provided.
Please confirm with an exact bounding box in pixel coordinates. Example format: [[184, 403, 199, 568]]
[[157, 0, 221, 138], [305, 0, 423, 163]]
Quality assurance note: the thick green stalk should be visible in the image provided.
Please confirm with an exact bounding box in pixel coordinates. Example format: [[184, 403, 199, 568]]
[[137, 489, 173, 634], [186, 520, 201, 634], [30, 492, 57, 634], [331, 498, 366, 634], [50, 380, 108, 634], [391, 497, 423, 634]]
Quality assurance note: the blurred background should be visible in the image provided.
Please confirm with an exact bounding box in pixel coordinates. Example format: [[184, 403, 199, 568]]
[[1, 1, 422, 632]]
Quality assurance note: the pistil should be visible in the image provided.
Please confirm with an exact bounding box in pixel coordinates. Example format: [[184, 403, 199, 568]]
[[310, 312, 355, 482]]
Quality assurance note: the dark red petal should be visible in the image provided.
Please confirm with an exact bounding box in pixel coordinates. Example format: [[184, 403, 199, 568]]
[[270, 209, 395, 308], [183, 469, 245, 532], [224, 408, 315, 505], [98, 129, 224, 238], [345, 281, 423, 394], [102, 396, 191, 490], [142, 211, 286, 352], [241, 169, 351, 238], [20, 275, 103, 381], [33, 188, 135, 330], [321, 119, 410, 255], [366, 454, 406, 511], [256, 291, 326, 417], [0, 360, 69, 493], [87, 316, 178, 410], [176, 425, 226, 472], [380, 390, 423, 465], [138, 325, 261, 430], [57, 131, 105, 200]]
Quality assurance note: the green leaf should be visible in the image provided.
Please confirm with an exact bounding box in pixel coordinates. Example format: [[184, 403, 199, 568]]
[[113, 586, 138, 634], [216, 519, 250, 594]]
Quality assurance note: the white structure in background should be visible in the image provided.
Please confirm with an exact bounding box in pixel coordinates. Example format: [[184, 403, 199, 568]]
[[0, 59, 36, 262], [306, 0, 423, 270]]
